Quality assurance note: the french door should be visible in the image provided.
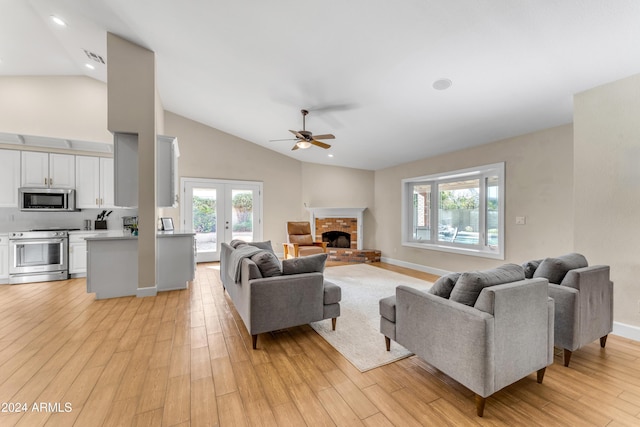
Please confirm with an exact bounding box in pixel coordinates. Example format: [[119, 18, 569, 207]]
[[181, 178, 263, 262]]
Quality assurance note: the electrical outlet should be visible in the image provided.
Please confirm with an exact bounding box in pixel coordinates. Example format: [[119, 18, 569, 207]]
[[515, 216, 526, 225]]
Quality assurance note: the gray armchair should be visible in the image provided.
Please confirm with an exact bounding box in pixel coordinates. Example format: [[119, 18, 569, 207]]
[[528, 254, 613, 367], [380, 268, 554, 417]]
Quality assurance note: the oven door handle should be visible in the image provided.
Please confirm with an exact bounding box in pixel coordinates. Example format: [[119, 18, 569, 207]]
[[12, 239, 66, 245]]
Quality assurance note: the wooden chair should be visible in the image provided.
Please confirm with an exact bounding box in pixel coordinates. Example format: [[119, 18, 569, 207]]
[[283, 221, 328, 258]]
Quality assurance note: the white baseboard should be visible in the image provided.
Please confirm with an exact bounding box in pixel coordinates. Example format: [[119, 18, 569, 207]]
[[380, 256, 452, 277], [137, 286, 157, 298], [613, 322, 640, 342]]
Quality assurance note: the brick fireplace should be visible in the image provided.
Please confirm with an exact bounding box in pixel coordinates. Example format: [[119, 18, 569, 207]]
[[307, 207, 380, 263]]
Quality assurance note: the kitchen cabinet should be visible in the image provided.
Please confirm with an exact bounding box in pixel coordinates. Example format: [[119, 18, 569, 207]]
[[75, 156, 115, 209], [86, 232, 195, 299], [157, 135, 179, 207], [0, 149, 21, 207], [113, 133, 179, 208], [0, 234, 8, 284], [69, 231, 116, 276], [22, 151, 75, 188]]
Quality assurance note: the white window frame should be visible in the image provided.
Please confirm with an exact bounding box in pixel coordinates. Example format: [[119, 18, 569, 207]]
[[401, 162, 505, 260]]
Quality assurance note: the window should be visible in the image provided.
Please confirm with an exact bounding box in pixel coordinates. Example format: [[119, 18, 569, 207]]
[[402, 162, 504, 259]]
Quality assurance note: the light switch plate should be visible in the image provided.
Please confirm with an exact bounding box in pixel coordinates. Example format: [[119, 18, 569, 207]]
[[515, 216, 526, 225]]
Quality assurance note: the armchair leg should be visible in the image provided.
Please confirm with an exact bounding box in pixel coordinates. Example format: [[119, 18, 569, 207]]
[[252, 334, 258, 350], [563, 349, 572, 367], [600, 335, 608, 348], [385, 336, 391, 352], [475, 395, 486, 417], [537, 367, 546, 384], [331, 318, 337, 330]]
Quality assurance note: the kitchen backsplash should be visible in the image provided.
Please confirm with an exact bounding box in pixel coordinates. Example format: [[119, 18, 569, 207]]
[[0, 207, 138, 232]]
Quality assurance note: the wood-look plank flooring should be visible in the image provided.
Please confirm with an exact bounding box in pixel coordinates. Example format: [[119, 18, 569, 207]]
[[0, 262, 639, 426]]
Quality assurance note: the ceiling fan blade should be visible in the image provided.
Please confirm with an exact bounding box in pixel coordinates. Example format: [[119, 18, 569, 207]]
[[311, 140, 331, 149], [289, 129, 305, 139], [291, 143, 300, 151], [269, 138, 297, 142], [310, 133, 335, 140]]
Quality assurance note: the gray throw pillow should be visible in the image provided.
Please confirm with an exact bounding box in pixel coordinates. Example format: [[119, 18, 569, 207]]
[[522, 259, 542, 279], [248, 240, 274, 252], [533, 253, 588, 284], [450, 263, 525, 306], [282, 253, 327, 275], [250, 250, 282, 277], [428, 272, 461, 299]]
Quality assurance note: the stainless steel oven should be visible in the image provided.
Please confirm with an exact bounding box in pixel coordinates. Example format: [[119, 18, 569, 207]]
[[8, 230, 69, 284]]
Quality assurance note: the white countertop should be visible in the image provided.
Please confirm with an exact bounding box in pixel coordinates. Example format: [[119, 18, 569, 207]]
[[83, 230, 195, 241]]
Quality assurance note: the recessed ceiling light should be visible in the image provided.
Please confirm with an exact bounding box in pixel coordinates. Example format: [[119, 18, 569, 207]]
[[50, 15, 67, 26], [85, 63, 95, 70], [432, 78, 452, 91], [328, 154, 334, 158]]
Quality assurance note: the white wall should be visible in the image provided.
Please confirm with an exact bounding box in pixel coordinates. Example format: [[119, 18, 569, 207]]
[[373, 124, 575, 273], [574, 73, 640, 328], [0, 76, 112, 144]]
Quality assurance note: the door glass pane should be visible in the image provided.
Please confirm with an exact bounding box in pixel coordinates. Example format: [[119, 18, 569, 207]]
[[192, 188, 217, 254], [412, 184, 431, 240], [438, 179, 480, 245], [231, 189, 253, 242]]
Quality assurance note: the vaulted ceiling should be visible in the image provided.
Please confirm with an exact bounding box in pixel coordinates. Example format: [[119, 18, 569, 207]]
[[2, 0, 640, 170]]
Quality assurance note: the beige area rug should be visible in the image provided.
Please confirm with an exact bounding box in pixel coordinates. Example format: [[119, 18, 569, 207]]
[[310, 263, 432, 372]]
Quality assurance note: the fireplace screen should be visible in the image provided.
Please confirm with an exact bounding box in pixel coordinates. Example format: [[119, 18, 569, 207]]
[[322, 231, 351, 248]]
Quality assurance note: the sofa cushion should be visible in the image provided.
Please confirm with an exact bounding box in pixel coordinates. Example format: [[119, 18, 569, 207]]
[[289, 234, 313, 246], [248, 240, 274, 252], [522, 259, 542, 279], [282, 253, 327, 275], [450, 263, 525, 306], [250, 250, 282, 277], [428, 272, 461, 299], [533, 253, 588, 284]]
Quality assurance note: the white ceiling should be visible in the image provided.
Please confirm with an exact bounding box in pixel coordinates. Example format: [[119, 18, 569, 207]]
[[2, 0, 640, 170]]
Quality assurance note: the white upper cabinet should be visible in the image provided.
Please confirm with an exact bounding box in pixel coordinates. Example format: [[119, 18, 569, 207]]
[[75, 156, 115, 209], [21, 151, 75, 188], [157, 135, 179, 208], [0, 149, 21, 207], [114, 133, 178, 208]]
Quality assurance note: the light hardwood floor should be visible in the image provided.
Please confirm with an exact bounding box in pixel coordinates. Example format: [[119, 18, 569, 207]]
[[0, 262, 639, 426]]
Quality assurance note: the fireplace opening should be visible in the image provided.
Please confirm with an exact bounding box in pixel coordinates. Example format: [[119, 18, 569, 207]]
[[322, 231, 351, 248]]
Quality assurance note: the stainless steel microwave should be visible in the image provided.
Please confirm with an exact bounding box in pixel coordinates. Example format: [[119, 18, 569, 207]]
[[19, 188, 77, 211]]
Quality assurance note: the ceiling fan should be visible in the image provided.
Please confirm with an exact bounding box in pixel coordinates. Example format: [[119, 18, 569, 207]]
[[271, 109, 335, 150]]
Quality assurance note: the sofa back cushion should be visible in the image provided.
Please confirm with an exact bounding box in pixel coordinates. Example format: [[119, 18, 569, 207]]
[[450, 263, 525, 306], [250, 251, 282, 278], [289, 234, 313, 246], [532, 253, 588, 284], [282, 253, 327, 275], [428, 272, 461, 299]]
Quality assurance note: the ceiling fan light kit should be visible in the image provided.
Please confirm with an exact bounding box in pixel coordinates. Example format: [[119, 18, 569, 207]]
[[270, 109, 335, 151]]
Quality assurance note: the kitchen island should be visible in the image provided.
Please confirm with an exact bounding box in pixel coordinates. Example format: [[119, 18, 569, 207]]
[[85, 230, 195, 299]]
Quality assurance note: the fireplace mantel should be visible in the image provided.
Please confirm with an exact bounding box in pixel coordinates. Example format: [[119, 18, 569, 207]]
[[307, 207, 366, 249]]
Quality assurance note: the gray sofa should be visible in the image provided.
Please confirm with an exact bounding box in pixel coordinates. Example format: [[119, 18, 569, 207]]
[[380, 264, 554, 417], [523, 253, 613, 367], [220, 241, 341, 349]]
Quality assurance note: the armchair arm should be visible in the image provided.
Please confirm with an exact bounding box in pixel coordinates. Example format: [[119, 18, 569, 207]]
[[554, 266, 613, 349], [311, 241, 328, 251], [282, 242, 300, 258]]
